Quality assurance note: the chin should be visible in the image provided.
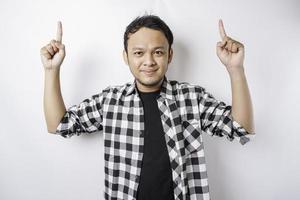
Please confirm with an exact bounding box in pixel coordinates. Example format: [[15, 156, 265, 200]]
[[137, 76, 163, 87]]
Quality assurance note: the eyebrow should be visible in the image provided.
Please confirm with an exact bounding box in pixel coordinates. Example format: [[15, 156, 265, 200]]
[[131, 46, 166, 50]]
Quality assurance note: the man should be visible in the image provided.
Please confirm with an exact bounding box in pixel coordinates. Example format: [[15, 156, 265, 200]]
[[41, 14, 255, 200]]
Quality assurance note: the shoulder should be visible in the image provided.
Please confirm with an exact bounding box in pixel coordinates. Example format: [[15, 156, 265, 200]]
[[169, 79, 206, 94], [102, 83, 128, 92], [100, 82, 132, 96]]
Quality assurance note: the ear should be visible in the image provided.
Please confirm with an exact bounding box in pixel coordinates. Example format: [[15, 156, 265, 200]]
[[168, 48, 173, 64], [123, 50, 129, 65]]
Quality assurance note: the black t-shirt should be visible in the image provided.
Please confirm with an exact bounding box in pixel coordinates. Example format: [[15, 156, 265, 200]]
[[136, 89, 174, 200]]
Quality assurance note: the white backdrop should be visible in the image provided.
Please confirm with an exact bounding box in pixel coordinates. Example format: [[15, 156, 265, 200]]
[[1, 0, 299, 199]]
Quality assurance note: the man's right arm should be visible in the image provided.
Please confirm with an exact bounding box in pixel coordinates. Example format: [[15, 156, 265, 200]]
[[43, 68, 66, 133], [40, 21, 66, 134]]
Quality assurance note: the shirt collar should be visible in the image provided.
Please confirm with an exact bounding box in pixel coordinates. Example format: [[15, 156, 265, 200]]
[[125, 75, 175, 100]]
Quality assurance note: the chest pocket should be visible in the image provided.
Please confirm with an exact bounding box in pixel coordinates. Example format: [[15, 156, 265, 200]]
[[182, 119, 203, 154]]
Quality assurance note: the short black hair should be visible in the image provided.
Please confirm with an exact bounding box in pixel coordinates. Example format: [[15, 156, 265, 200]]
[[123, 14, 174, 53]]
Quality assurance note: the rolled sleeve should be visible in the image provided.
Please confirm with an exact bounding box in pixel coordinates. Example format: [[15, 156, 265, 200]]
[[197, 86, 255, 145], [55, 92, 106, 138]]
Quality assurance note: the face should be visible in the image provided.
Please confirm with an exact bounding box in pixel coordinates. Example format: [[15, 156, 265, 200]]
[[123, 27, 173, 92]]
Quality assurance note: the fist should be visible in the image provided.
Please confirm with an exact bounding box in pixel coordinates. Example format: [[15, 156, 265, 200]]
[[40, 21, 65, 70]]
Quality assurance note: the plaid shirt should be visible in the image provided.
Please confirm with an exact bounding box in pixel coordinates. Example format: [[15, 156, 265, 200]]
[[55, 75, 254, 200]]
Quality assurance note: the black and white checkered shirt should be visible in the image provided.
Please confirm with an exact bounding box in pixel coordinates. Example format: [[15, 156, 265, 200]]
[[55, 75, 254, 200]]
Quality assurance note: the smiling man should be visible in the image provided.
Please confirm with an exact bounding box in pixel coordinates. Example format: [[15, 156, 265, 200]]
[[41, 14, 255, 200], [123, 25, 173, 93]]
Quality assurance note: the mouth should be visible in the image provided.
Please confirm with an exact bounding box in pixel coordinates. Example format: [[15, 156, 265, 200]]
[[141, 69, 158, 76]]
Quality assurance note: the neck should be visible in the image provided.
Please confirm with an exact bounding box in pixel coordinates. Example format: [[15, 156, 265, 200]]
[[136, 79, 163, 93]]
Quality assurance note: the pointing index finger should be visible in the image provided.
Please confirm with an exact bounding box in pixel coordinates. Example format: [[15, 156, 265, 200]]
[[218, 19, 227, 40], [56, 21, 63, 43]]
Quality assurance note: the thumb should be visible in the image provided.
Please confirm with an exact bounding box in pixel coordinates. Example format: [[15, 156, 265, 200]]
[[217, 40, 226, 48], [216, 41, 225, 56], [55, 42, 65, 50]]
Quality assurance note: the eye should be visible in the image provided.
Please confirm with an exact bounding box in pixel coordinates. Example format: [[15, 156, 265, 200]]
[[134, 51, 143, 56], [155, 51, 164, 55]]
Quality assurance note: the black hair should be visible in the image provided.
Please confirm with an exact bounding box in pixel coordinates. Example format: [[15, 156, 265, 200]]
[[123, 14, 173, 53]]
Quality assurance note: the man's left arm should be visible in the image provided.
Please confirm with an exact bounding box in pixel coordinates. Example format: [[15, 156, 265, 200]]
[[229, 68, 255, 134], [216, 19, 255, 134]]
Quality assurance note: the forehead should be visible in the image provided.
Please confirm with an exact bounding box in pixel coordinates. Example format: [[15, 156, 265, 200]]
[[127, 27, 169, 49]]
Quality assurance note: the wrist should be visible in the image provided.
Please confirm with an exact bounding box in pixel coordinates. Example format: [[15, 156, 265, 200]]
[[45, 67, 60, 74], [44, 67, 60, 80], [228, 67, 245, 81]]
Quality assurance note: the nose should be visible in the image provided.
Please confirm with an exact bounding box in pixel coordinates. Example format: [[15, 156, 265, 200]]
[[143, 53, 156, 66]]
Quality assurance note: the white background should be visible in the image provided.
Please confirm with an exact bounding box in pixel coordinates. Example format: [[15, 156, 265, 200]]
[[1, 0, 299, 199]]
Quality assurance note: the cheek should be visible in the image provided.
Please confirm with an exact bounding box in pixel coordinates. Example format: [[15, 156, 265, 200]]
[[129, 57, 141, 66], [157, 57, 169, 68], [128, 59, 142, 73], [133, 59, 142, 66]]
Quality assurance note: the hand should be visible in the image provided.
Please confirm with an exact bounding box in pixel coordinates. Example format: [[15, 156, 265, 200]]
[[40, 21, 65, 70], [216, 19, 244, 73]]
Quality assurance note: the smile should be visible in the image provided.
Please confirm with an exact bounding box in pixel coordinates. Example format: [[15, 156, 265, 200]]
[[141, 69, 157, 75]]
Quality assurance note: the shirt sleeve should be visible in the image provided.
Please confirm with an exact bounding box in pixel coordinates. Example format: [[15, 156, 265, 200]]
[[197, 86, 255, 145], [55, 89, 107, 138]]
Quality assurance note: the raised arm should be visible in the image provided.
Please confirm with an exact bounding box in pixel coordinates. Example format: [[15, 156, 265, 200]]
[[216, 19, 255, 134], [40, 21, 67, 133]]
